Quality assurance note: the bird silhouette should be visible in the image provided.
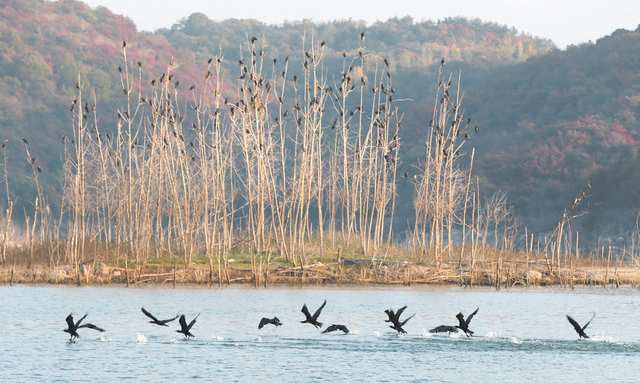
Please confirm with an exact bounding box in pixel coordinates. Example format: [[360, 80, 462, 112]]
[[385, 306, 414, 334], [141, 307, 179, 326], [258, 317, 282, 329], [567, 313, 595, 339], [456, 308, 479, 336], [322, 324, 349, 334], [176, 314, 200, 338], [64, 313, 105, 341], [301, 300, 326, 328], [428, 325, 458, 334]]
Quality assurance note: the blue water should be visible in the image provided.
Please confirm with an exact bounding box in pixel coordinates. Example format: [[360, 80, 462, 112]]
[[1, 284, 639, 382]]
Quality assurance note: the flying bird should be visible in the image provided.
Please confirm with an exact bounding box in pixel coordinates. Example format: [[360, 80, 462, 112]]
[[258, 317, 282, 329], [64, 313, 105, 341], [429, 325, 459, 334], [176, 314, 200, 338], [456, 308, 479, 337], [141, 307, 179, 326], [322, 324, 349, 334], [385, 305, 414, 334], [301, 300, 327, 328], [567, 313, 595, 339]]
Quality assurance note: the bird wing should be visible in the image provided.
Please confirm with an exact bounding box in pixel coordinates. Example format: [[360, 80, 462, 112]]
[[65, 314, 75, 329], [301, 304, 312, 321], [141, 307, 160, 322], [338, 325, 349, 333], [312, 300, 327, 320], [322, 324, 338, 333], [273, 316, 282, 326], [384, 309, 394, 322], [566, 315, 582, 334], [465, 307, 479, 326], [582, 313, 596, 331], [78, 323, 105, 332], [258, 317, 270, 329], [187, 314, 200, 330], [395, 306, 407, 321], [75, 313, 88, 328], [162, 315, 180, 324], [178, 314, 187, 329], [400, 313, 415, 327]]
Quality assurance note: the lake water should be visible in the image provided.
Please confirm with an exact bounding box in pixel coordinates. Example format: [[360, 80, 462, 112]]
[[1, 284, 639, 382]]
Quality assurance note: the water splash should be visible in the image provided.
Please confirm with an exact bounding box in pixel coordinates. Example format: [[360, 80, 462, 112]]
[[484, 332, 499, 340], [590, 333, 616, 343], [509, 337, 523, 344], [168, 338, 181, 344], [100, 336, 112, 342], [211, 335, 224, 341], [136, 334, 147, 343], [348, 329, 359, 335], [373, 331, 380, 337]]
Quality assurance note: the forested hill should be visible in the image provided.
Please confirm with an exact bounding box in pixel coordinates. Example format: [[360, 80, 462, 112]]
[[7, 0, 640, 246], [0, 0, 552, 216], [464, 26, 640, 239]]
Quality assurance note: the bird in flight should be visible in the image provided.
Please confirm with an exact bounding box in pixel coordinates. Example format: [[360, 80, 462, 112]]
[[456, 308, 479, 337], [384, 305, 414, 334], [141, 307, 179, 326], [176, 314, 200, 338], [322, 324, 349, 334], [567, 313, 595, 339], [428, 325, 459, 334], [301, 300, 327, 328], [258, 317, 282, 330], [64, 313, 105, 341]]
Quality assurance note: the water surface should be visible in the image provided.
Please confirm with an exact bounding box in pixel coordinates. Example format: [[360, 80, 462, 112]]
[[1, 284, 638, 382]]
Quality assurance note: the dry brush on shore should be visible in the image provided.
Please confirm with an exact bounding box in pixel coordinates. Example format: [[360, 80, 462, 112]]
[[1, 34, 638, 288]]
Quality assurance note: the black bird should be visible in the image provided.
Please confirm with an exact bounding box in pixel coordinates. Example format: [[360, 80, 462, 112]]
[[567, 313, 595, 339], [301, 300, 326, 328], [64, 313, 105, 341], [456, 308, 479, 337], [22, 137, 28, 145], [429, 325, 458, 334], [322, 324, 349, 334], [176, 314, 200, 338], [258, 317, 282, 329], [141, 307, 179, 326], [385, 306, 414, 334]]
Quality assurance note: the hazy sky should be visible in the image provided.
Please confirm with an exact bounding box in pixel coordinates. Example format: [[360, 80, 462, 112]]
[[79, 0, 639, 49]]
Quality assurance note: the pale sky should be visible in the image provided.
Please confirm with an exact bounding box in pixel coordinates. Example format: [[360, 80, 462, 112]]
[[79, 0, 639, 49]]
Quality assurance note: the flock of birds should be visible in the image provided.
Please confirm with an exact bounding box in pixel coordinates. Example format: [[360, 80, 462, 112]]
[[63, 301, 596, 341]]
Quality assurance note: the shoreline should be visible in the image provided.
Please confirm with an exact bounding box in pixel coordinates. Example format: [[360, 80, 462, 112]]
[[2, 261, 638, 289]]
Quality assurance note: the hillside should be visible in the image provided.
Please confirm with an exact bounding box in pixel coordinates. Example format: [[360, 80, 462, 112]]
[[0, 0, 553, 221], [462, 26, 640, 242], [3, 0, 640, 251]]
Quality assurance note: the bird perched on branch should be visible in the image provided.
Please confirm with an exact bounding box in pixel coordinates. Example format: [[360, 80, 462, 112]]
[[64, 313, 105, 341], [141, 307, 179, 326], [258, 317, 282, 329], [301, 300, 326, 328], [567, 313, 595, 339]]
